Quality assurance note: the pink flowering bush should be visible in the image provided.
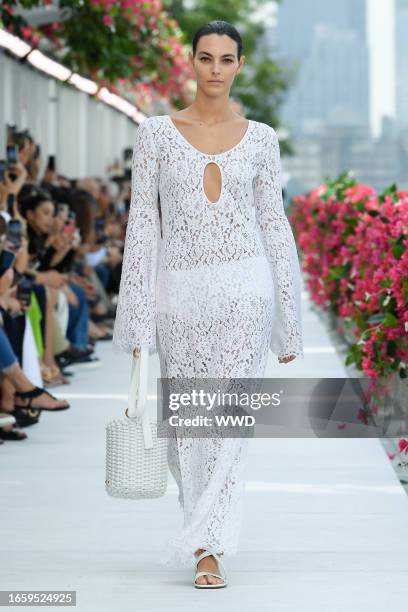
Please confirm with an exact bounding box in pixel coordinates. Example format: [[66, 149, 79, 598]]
[[290, 172, 408, 463], [290, 172, 408, 383], [0, 0, 193, 108]]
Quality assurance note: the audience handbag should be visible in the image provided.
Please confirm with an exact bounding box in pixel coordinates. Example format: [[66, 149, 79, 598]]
[[105, 345, 168, 499]]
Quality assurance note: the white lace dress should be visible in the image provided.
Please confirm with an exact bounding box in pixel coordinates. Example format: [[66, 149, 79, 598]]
[[112, 114, 304, 567]]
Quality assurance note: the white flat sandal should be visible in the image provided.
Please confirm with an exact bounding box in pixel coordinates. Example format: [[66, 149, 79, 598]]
[[194, 550, 227, 589]]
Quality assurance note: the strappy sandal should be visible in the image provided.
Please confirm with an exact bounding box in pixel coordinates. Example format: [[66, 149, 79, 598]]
[[48, 364, 71, 385], [41, 364, 70, 387], [90, 331, 113, 342], [9, 406, 40, 428], [0, 427, 27, 441], [194, 550, 227, 589], [14, 386, 70, 412]]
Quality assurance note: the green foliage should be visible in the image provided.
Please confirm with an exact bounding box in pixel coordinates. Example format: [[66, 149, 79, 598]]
[[319, 171, 358, 202], [0, 0, 185, 99]]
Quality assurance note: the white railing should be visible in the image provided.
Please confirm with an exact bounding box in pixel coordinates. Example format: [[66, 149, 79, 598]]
[[0, 49, 138, 179]]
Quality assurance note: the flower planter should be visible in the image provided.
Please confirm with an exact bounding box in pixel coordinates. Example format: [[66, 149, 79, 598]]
[[291, 174, 408, 494], [331, 313, 408, 493]]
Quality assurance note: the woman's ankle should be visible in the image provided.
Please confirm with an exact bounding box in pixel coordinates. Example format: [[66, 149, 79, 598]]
[[194, 548, 223, 557]]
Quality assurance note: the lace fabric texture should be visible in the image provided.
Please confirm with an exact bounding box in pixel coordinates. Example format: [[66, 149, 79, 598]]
[[111, 114, 304, 567]]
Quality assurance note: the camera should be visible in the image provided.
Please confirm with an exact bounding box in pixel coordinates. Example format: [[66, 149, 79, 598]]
[[0, 159, 6, 183], [0, 249, 16, 276], [6, 145, 18, 165], [16, 276, 34, 307], [6, 219, 23, 250]]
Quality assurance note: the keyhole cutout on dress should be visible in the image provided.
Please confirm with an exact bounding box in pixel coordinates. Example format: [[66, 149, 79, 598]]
[[203, 162, 222, 204]]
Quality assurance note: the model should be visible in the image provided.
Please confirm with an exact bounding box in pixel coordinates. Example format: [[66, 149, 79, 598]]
[[112, 20, 304, 589]]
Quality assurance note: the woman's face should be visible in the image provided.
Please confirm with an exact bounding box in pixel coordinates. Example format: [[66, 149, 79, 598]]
[[190, 33, 245, 98], [27, 200, 55, 234]]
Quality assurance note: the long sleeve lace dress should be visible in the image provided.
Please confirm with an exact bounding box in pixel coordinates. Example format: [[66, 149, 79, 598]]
[[112, 114, 304, 567]]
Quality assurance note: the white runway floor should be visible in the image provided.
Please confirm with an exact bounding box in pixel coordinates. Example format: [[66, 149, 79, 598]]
[[2, 287, 408, 610]]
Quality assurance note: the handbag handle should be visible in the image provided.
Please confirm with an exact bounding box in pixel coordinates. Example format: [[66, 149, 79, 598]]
[[126, 345, 153, 449]]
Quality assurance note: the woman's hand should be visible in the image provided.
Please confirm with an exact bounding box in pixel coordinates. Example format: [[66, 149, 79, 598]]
[[43, 167, 56, 184], [61, 284, 79, 306], [0, 181, 9, 208], [5, 296, 25, 315], [48, 231, 72, 251], [37, 270, 69, 288], [0, 268, 14, 296], [13, 237, 29, 272], [68, 272, 96, 298], [278, 354, 297, 364], [1, 285, 27, 315]]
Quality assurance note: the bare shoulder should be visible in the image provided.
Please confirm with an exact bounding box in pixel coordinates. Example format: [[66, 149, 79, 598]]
[[230, 113, 251, 127], [168, 110, 188, 122]]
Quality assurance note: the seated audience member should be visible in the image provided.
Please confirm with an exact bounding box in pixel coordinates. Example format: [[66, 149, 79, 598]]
[[0, 123, 128, 445], [18, 188, 101, 371], [0, 264, 70, 442]]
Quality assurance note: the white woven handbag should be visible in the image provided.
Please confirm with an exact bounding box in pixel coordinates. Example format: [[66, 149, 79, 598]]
[[105, 345, 168, 499]]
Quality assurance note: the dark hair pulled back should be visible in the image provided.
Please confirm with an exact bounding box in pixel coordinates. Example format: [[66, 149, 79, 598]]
[[192, 20, 243, 61], [18, 187, 53, 218]]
